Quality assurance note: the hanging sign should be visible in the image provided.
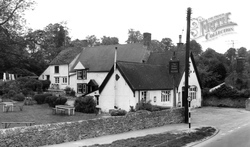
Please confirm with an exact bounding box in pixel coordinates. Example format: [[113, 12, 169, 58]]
[[169, 61, 179, 74], [191, 12, 237, 41]]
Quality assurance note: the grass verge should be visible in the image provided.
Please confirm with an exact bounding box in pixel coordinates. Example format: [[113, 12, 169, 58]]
[[84, 127, 216, 147]]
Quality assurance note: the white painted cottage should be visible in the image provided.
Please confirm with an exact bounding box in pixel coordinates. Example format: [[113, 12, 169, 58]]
[[97, 50, 202, 112]]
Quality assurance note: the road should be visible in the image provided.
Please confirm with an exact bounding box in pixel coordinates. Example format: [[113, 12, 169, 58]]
[[191, 107, 250, 147]]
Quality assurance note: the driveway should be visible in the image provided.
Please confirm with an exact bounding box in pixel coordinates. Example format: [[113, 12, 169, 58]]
[[191, 107, 250, 147]]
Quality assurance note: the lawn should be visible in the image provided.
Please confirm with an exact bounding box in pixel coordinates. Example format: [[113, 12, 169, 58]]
[[84, 127, 216, 147], [0, 100, 109, 129]]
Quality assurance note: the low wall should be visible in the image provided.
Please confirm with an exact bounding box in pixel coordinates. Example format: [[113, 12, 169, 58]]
[[0, 108, 184, 147], [203, 96, 248, 108]]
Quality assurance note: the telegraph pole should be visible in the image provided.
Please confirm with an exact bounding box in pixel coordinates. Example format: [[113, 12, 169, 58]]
[[185, 7, 191, 123]]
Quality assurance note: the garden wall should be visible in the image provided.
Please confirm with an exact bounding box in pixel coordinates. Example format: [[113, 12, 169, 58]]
[[203, 96, 248, 108], [0, 108, 184, 147]]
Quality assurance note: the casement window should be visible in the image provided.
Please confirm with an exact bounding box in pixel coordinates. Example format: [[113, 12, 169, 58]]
[[189, 86, 197, 100], [96, 96, 99, 105], [141, 91, 147, 102], [55, 66, 59, 73], [55, 77, 59, 83], [62, 77, 67, 84], [77, 83, 87, 94], [161, 90, 171, 102], [77, 70, 87, 80]]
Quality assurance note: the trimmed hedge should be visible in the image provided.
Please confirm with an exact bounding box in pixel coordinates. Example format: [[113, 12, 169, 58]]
[[75, 96, 96, 113], [109, 109, 127, 116], [12, 94, 25, 101], [34, 93, 52, 104], [46, 96, 67, 107]]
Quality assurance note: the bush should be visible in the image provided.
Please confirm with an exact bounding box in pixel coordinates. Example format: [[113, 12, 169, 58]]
[[40, 80, 51, 91], [75, 96, 96, 113], [34, 93, 52, 104], [12, 94, 25, 101], [46, 96, 67, 107], [64, 87, 76, 97], [110, 109, 127, 116], [7, 90, 16, 98], [136, 100, 153, 111]]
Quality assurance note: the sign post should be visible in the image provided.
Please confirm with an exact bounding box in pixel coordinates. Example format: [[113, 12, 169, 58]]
[[169, 52, 179, 107]]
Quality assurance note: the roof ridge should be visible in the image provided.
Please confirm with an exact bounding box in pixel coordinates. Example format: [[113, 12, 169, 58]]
[[117, 60, 166, 67]]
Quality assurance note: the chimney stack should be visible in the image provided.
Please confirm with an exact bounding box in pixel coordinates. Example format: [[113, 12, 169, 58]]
[[143, 33, 151, 47], [177, 35, 183, 48]]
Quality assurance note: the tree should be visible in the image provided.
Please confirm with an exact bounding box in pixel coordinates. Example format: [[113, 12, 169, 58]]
[[161, 38, 174, 51], [0, 0, 35, 33], [225, 48, 236, 60], [101, 36, 119, 45], [86, 35, 100, 47], [126, 29, 142, 44], [237, 47, 247, 57]]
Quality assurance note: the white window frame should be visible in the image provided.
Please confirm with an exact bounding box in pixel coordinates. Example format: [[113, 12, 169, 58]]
[[77, 83, 87, 94], [55, 77, 59, 83], [141, 91, 147, 102], [54, 66, 59, 74], [77, 70, 87, 80], [161, 90, 171, 102], [62, 77, 67, 84], [189, 86, 197, 100]]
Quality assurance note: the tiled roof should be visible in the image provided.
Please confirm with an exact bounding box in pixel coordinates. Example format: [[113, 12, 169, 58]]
[[50, 46, 83, 65], [71, 43, 150, 72]]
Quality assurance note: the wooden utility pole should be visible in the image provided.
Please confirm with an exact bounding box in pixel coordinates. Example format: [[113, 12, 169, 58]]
[[185, 7, 191, 123]]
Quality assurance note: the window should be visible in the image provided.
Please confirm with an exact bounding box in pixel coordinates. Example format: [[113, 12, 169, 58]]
[[77, 70, 87, 80], [42, 75, 44, 79], [141, 91, 147, 102], [62, 77, 67, 84], [77, 83, 87, 94], [96, 96, 99, 105], [55, 66, 59, 73], [161, 90, 171, 102], [189, 86, 197, 100], [154, 96, 156, 102], [55, 77, 59, 83]]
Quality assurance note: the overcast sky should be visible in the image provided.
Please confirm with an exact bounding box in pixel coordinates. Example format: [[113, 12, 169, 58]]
[[24, 0, 249, 54]]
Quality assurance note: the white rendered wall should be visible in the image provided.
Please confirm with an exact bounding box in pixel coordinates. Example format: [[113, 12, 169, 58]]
[[177, 58, 202, 108]]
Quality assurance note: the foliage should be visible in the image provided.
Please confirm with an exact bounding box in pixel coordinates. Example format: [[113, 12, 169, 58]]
[[64, 86, 76, 96], [8, 90, 16, 98], [46, 96, 67, 107], [85, 35, 100, 47], [34, 93, 52, 104], [135, 100, 166, 112], [40, 80, 51, 91], [75, 96, 96, 113], [12, 93, 25, 101], [126, 29, 143, 44], [109, 109, 127, 116], [101, 36, 119, 45], [24, 78, 43, 92], [207, 84, 250, 99]]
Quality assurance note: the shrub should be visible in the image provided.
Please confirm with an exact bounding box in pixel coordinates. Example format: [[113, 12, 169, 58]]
[[75, 96, 96, 113], [46, 96, 67, 107], [136, 100, 153, 111], [40, 80, 51, 91], [64, 87, 76, 97], [110, 109, 127, 116], [12, 94, 25, 101], [7, 90, 16, 98], [34, 93, 52, 104]]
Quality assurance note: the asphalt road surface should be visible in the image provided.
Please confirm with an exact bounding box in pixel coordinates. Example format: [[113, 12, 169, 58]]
[[192, 107, 250, 147]]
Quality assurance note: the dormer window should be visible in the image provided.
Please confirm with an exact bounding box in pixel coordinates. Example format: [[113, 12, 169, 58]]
[[77, 70, 87, 80]]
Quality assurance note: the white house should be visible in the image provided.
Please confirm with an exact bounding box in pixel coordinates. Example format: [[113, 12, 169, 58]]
[[97, 50, 202, 112], [69, 41, 151, 97], [38, 46, 83, 90]]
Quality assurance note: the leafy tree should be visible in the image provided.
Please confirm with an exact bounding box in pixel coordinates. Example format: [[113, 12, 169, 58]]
[[237, 47, 247, 57], [126, 29, 143, 44], [225, 48, 236, 60], [101, 36, 119, 45], [161, 38, 174, 51], [86, 35, 100, 47]]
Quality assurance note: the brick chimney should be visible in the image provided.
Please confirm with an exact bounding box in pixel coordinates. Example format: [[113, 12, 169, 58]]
[[82, 40, 88, 47], [143, 32, 151, 47]]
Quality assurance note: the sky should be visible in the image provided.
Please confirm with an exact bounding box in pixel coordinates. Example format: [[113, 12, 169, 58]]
[[24, 0, 250, 54]]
